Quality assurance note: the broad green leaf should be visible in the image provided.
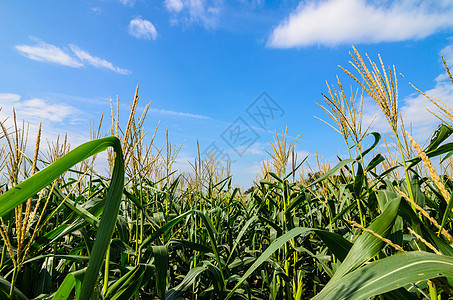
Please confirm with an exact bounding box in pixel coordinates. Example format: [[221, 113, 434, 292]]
[[152, 246, 168, 299], [79, 138, 124, 300], [375, 190, 398, 212], [52, 273, 76, 300], [0, 137, 124, 300], [329, 196, 401, 281], [426, 124, 453, 152], [166, 266, 206, 300], [365, 154, 385, 172], [313, 251, 453, 300], [0, 137, 121, 217], [204, 261, 226, 295], [170, 239, 213, 253], [284, 193, 306, 214], [331, 201, 356, 223], [104, 264, 155, 300], [399, 200, 453, 256], [316, 230, 353, 262]]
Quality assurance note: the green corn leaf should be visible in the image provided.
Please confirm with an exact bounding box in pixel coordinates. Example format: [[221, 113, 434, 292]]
[[284, 193, 306, 214], [227, 215, 258, 264], [439, 192, 453, 237], [365, 153, 385, 172], [399, 199, 453, 256], [356, 132, 381, 159], [268, 172, 283, 183], [306, 158, 356, 189], [140, 210, 193, 249], [52, 273, 76, 300], [315, 230, 353, 262], [426, 124, 453, 152], [166, 266, 206, 300], [331, 201, 356, 223], [151, 246, 169, 299], [353, 163, 364, 198], [104, 264, 155, 300], [0, 137, 122, 217], [204, 261, 226, 296], [225, 227, 313, 300], [329, 196, 401, 281], [49, 269, 86, 300], [313, 251, 453, 300], [0, 136, 125, 300], [195, 210, 226, 286], [170, 239, 213, 253]]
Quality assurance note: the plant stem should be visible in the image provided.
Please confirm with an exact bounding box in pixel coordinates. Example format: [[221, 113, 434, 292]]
[[103, 243, 111, 297], [395, 134, 415, 203], [428, 280, 438, 300], [9, 264, 18, 299]]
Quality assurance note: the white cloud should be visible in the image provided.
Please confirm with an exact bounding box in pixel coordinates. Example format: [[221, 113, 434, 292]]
[[358, 41, 453, 136], [70, 45, 130, 75], [0, 94, 93, 174], [164, 0, 223, 29], [119, 0, 135, 6], [128, 17, 158, 40], [401, 78, 453, 128], [20, 98, 76, 122], [165, 0, 184, 13], [90, 7, 102, 14], [268, 0, 453, 48], [0, 93, 78, 123], [148, 107, 212, 120], [237, 0, 264, 9], [0, 93, 21, 102], [15, 37, 130, 75], [16, 38, 82, 67]]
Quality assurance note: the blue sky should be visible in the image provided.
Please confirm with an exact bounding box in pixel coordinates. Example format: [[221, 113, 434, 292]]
[[1, 0, 453, 187]]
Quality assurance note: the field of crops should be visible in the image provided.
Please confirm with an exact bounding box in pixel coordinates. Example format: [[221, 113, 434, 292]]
[[1, 48, 453, 299]]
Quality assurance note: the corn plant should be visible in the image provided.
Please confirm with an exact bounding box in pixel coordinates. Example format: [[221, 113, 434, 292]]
[[1, 49, 453, 299]]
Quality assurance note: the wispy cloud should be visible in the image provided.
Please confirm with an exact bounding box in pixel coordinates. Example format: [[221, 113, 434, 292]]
[[16, 37, 130, 74], [16, 38, 82, 67], [119, 0, 135, 6], [268, 0, 453, 48], [90, 7, 102, 14], [237, 0, 264, 9], [164, 0, 223, 29], [70, 45, 130, 75], [149, 107, 212, 120], [128, 17, 158, 40]]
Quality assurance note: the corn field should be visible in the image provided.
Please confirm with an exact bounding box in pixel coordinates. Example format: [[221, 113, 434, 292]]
[[1, 48, 453, 299]]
